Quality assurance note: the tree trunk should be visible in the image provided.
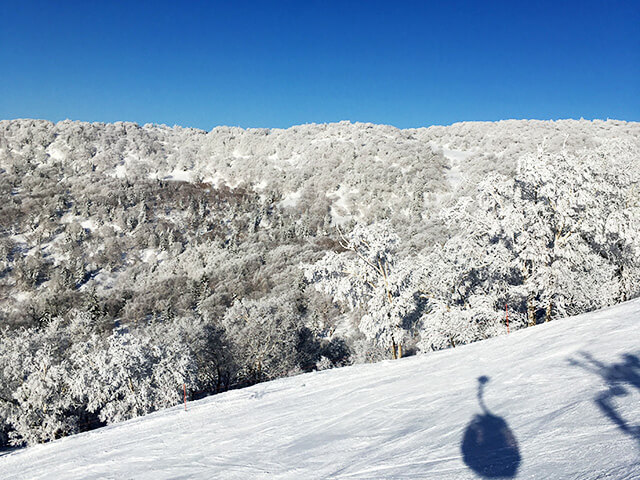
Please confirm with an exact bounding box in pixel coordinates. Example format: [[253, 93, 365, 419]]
[[544, 301, 553, 322], [617, 265, 628, 302], [216, 366, 222, 393], [391, 340, 398, 359], [397, 343, 403, 359], [527, 295, 537, 327], [256, 360, 262, 382]]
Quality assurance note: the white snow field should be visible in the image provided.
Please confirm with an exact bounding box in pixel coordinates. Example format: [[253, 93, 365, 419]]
[[2, 300, 639, 479]]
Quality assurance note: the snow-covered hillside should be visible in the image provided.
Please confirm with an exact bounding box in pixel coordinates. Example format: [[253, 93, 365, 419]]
[[2, 300, 638, 479]]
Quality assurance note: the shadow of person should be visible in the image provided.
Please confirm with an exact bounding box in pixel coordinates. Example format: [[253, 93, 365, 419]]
[[461, 376, 521, 478], [569, 352, 640, 447]]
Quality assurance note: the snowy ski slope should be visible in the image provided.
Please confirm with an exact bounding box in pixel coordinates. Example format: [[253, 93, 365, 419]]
[[2, 300, 639, 479]]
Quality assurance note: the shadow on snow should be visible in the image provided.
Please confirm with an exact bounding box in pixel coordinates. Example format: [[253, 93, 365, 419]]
[[461, 376, 521, 478], [569, 352, 640, 448]]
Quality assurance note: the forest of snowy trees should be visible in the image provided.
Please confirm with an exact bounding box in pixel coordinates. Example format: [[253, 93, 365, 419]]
[[0, 118, 638, 446]]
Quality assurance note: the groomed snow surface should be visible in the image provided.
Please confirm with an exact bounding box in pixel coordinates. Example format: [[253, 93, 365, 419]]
[[2, 300, 639, 479]]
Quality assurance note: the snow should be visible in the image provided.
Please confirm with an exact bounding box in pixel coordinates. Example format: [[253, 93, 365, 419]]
[[46, 145, 65, 162], [113, 163, 127, 179], [202, 172, 237, 189], [435, 144, 475, 190], [140, 248, 157, 263], [254, 180, 268, 191], [2, 300, 639, 479], [286, 153, 302, 166], [327, 185, 359, 226], [87, 270, 120, 291], [11, 292, 30, 303], [163, 169, 193, 182], [279, 189, 302, 209], [232, 149, 251, 159], [80, 219, 97, 231], [139, 248, 167, 264]]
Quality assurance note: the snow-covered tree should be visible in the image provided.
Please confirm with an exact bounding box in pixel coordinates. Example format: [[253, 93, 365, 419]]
[[417, 296, 504, 352], [439, 140, 639, 327], [222, 294, 302, 383], [0, 316, 86, 446], [70, 326, 198, 424], [414, 239, 519, 353], [303, 223, 421, 358], [7, 344, 76, 445]]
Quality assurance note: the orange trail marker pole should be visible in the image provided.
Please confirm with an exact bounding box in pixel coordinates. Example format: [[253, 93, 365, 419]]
[[183, 383, 187, 411], [506, 304, 510, 334]]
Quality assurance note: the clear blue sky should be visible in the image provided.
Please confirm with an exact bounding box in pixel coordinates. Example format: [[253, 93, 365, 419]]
[[1, 0, 638, 129]]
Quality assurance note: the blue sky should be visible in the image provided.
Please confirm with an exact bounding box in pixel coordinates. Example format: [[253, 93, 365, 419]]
[[1, 1, 638, 129]]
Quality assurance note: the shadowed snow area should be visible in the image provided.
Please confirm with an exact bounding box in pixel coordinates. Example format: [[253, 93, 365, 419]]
[[2, 300, 639, 479]]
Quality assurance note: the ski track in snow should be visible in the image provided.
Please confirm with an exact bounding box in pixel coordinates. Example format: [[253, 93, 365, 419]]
[[2, 300, 639, 479]]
